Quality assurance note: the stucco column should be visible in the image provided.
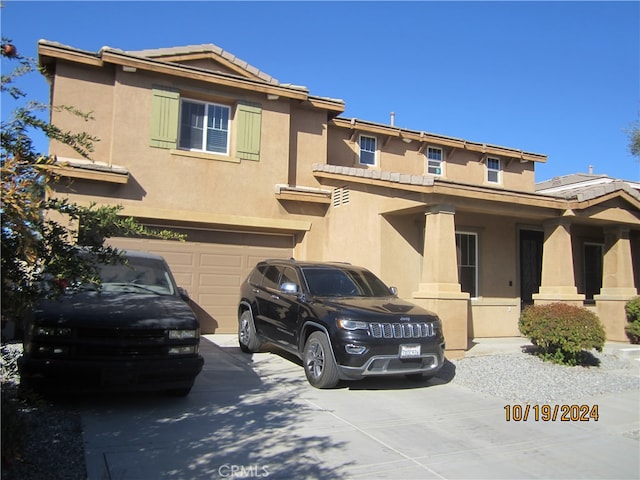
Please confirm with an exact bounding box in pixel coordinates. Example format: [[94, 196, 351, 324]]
[[598, 227, 636, 295], [595, 227, 638, 342], [419, 204, 462, 293], [533, 217, 584, 304], [413, 204, 469, 358]]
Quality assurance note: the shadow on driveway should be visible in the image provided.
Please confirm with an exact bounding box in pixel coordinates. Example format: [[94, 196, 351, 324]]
[[59, 337, 353, 479]]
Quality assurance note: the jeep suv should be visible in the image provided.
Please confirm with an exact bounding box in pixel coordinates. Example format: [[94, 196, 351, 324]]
[[238, 259, 445, 388], [19, 250, 204, 396]]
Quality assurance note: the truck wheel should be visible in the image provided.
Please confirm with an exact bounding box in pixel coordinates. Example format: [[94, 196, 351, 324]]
[[303, 332, 340, 389]]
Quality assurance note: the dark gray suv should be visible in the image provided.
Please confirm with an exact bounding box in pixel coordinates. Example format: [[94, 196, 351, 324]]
[[238, 259, 446, 388]]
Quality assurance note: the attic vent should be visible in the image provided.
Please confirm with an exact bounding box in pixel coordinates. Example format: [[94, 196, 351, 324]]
[[333, 186, 350, 207]]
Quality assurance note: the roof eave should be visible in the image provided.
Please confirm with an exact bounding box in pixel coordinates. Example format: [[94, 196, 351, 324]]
[[38, 40, 346, 108], [331, 117, 547, 163]]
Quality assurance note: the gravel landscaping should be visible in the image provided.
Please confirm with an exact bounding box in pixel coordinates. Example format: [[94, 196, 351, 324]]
[[1, 343, 638, 479], [451, 350, 640, 404]]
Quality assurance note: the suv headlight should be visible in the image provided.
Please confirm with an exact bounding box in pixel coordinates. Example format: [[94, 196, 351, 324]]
[[337, 318, 368, 331], [168, 329, 198, 340]]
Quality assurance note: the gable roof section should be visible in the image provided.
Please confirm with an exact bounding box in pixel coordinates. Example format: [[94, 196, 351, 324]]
[[125, 44, 280, 84], [37, 40, 345, 114]]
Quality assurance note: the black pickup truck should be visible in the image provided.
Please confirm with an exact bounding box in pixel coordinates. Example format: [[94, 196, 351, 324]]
[[19, 250, 204, 396]]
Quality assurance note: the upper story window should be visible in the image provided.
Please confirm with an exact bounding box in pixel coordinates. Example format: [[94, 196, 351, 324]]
[[179, 100, 230, 155], [359, 135, 377, 166], [427, 147, 444, 176], [487, 157, 501, 184], [150, 87, 262, 161]]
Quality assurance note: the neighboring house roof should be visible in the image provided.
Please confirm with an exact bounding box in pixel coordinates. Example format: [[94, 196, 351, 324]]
[[536, 173, 640, 202]]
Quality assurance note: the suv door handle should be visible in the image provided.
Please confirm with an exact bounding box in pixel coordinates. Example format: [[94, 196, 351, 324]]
[[271, 294, 280, 300]]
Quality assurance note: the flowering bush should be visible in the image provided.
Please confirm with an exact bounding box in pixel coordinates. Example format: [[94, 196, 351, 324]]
[[519, 303, 605, 366]]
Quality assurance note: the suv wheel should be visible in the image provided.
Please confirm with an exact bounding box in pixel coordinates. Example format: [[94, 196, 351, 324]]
[[303, 332, 340, 389], [238, 310, 262, 353]]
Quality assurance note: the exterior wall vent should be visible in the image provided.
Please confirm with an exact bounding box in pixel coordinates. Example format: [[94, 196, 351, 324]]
[[333, 186, 350, 207]]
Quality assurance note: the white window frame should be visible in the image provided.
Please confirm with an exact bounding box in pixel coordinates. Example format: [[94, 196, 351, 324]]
[[486, 157, 501, 184], [456, 231, 478, 298], [178, 99, 230, 155], [358, 134, 377, 166], [427, 146, 444, 176]]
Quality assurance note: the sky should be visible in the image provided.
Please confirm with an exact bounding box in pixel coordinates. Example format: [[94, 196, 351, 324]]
[[1, 0, 639, 182]]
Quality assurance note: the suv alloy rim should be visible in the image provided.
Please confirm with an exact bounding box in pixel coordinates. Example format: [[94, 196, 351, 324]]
[[306, 340, 325, 378], [239, 315, 250, 346]]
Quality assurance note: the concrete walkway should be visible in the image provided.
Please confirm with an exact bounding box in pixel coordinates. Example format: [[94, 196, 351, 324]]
[[466, 336, 640, 362]]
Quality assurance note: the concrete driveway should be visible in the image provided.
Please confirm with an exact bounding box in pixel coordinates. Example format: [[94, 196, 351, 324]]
[[78, 335, 639, 479]]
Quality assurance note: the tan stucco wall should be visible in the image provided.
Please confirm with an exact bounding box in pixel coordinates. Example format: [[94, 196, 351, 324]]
[[48, 63, 328, 228], [50, 62, 116, 162], [326, 126, 538, 192], [44, 50, 638, 350]]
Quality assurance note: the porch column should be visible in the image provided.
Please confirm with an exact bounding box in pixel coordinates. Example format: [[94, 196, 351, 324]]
[[533, 217, 585, 304], [412, 204, 469, 359], [595, 227, 637, 341], [419, 204, 462, 293]]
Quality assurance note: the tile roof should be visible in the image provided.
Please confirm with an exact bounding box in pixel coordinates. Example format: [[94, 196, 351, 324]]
[[540, 180, 640, 202], [124, 44, 280, 85], [536, 173, 610, 190], [536, 173, 640, 202]]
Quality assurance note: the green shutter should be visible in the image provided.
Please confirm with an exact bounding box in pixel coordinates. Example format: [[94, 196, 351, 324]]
[[150, 87, 179, 149], [236, 102, 262, 161]]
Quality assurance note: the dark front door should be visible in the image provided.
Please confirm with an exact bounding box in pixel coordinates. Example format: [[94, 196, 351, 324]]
[[584, 243, 603, 302], [520, 229, 543, 306]]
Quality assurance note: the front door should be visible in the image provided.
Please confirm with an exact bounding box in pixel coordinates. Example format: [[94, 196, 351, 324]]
[[520, 229, 543, 306], [584, 243, 603, 302]]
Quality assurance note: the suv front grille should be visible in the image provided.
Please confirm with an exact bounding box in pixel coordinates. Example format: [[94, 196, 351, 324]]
[[369, 322, 435, 338]]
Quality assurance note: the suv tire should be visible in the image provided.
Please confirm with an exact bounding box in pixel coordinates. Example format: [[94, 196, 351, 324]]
[[303, 332, 340, 389], [238, 310, 262, 353]]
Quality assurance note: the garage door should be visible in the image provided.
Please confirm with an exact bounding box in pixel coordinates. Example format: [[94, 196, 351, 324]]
[[108, 230, 293, 334]]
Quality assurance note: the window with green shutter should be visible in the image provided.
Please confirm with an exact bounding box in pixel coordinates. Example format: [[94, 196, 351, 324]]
[[179, 99, 230, 155], [236, 102, 262, 161], [150, 87, 180, 149]]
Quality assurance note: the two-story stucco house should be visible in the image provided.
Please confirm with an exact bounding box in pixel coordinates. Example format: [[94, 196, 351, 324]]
[[38, 40, 640, 357]]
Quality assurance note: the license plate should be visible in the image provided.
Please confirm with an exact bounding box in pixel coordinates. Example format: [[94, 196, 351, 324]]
[[399, 344, 421, 359]]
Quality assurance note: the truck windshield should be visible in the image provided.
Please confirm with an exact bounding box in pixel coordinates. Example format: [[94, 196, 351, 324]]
[[98, 257, 175, 296]]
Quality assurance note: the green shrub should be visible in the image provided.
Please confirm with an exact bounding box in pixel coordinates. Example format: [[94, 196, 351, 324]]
[[519, 303, 606, 366], [625, 297, 640, 344]]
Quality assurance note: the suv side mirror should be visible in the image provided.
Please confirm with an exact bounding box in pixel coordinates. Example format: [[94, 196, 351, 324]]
[[281, 282, 298, 294], [389, 286, 398, 296]]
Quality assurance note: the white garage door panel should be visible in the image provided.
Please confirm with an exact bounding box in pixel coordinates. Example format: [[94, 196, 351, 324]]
[[108, 233, 292, 333]]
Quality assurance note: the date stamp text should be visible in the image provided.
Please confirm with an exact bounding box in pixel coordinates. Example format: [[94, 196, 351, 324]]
[[504, 404, 599, 422]]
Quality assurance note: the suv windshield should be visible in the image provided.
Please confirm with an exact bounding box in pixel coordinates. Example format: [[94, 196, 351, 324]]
[[98, 257, 175, 296], [301, 267, 392, 297]]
